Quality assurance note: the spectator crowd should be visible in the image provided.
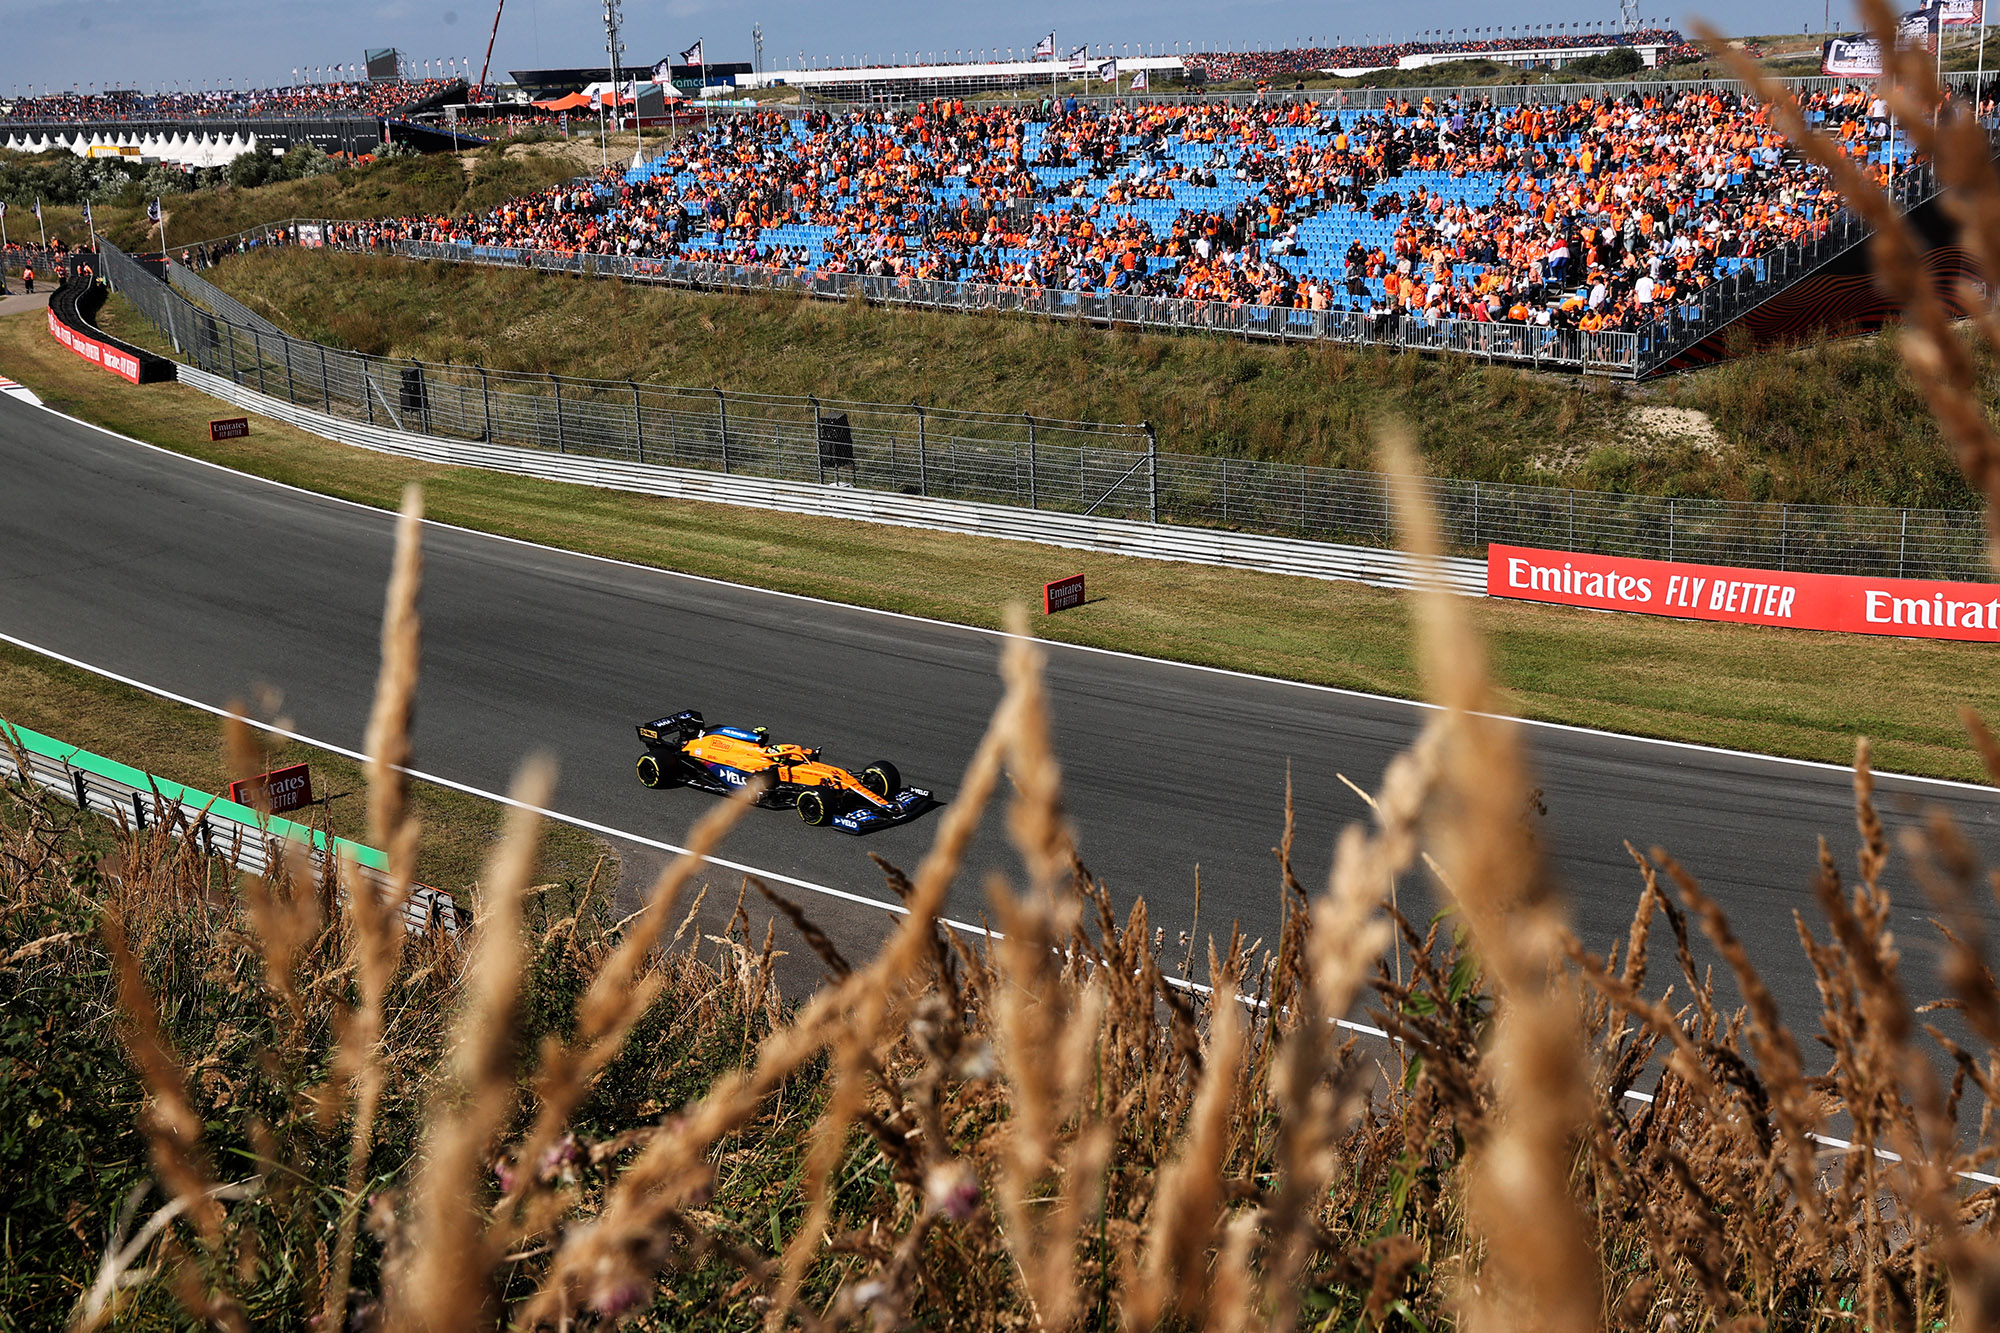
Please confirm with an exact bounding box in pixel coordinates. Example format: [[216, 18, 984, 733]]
[[0, 78, 464, 123], [290, 79, 1916, 344]]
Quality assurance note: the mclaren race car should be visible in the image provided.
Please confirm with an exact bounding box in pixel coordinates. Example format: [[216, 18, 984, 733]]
[[634, 710, 932, 833]]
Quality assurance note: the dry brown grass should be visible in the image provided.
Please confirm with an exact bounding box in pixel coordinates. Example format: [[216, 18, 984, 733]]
[[19, 450, 1999, 1331], [22, 25, 2000, 1328]]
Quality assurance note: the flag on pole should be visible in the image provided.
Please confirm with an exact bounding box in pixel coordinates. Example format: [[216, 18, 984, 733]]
[[81, 202, 92, 226], [680, 39, 704, 65], [1067, 45, 1087, 70], [1033, 32, 1055, 59], [32, 199, 41, 221], [0, 202, 8, 219], [1097, 59, 1117, 81], [1131, 68, 1148, 91], [652, 58, 673, 80], [147, 198, 162, 224]]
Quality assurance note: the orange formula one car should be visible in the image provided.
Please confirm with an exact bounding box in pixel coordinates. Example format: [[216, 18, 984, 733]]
[[634, 710, 931, 833]]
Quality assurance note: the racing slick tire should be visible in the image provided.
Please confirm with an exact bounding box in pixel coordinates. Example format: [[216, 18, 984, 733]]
[[796, 788, 834, 826], [859, 760, 901, 801], [636, 753, 673, 789]]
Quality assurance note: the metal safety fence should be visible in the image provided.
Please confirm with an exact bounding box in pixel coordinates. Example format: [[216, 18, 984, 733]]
[[101, 240, 1993, 582], [0, 716, 460, 935]]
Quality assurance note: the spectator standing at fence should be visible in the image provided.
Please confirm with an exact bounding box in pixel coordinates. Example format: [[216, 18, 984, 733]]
[[22, 264, 33, 294]]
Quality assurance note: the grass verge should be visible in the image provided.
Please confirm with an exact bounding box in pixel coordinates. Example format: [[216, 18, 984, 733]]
[[7, 301, 1997, 783], [0, 613, 609, 902]]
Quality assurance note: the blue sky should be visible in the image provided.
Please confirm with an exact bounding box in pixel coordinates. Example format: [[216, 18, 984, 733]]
[[0, 0, 1851, 94]]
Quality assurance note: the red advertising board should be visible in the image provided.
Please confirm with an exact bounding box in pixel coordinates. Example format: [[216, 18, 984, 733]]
[[1043, 573, 1087, 614], [229, 762, 315, 815], [1488, 544, 2000, 642], [47, 306, 142, 384], [209, 417, 250, 440]]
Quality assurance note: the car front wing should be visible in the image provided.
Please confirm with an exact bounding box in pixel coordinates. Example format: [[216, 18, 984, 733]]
[[830, 786, 934, 834]]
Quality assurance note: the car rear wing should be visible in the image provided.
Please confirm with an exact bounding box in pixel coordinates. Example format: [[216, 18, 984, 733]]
[[637, 709, 705, 747]]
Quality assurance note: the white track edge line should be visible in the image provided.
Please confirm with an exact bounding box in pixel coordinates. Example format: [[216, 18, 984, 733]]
[[0, 626, 1398, 1038], [22, 630, 2000, 1178], [9, 384, 1999, 800]]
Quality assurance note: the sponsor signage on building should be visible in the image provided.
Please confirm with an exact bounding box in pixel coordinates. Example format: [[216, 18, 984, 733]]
[[47, 307, 141, 383], [210, 416, 250, 440], [1489, 544, 2000, 642], [1043, 573, 1087, 614], [229, 762, 315, 815]]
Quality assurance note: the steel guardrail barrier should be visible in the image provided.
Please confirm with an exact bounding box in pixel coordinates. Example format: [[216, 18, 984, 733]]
[[0, 717, 459, 935], [99, 239, 1993, 583]]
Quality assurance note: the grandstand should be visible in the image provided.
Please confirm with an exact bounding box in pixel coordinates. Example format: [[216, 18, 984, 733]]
[[0, 78, 479, 164], [0, 78, 467, 124], [304, 70, 1964, 375]]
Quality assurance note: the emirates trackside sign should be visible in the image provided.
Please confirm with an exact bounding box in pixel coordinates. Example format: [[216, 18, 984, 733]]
[[1488, 544, 2000, 642]]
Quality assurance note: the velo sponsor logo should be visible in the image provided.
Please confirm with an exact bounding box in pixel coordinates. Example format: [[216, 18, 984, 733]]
[[1488, 544, 2000, 642], [1043, 573, 1086, 614], [228, 762, 315, 815]]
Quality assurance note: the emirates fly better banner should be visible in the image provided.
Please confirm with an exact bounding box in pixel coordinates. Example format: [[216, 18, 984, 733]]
[[1488, 545, 2000, 642]]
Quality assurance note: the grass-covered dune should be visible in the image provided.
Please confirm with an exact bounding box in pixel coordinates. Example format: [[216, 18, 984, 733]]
[[201, 245, 1990, 510]]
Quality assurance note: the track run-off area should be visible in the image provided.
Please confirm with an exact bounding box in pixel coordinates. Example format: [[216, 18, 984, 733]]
[[4, 389, 1999, 1029]]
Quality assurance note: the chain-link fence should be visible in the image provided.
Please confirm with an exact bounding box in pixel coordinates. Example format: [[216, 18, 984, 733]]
[[101, 240, 1992, 581]]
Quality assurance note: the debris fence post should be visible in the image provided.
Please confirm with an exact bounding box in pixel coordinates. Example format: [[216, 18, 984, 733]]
[[549, 374, 565, 453], [1026, 414, 1038, 510], [1144, 421, 1158, 523], [812, 396, 824, 485], [715, 388, 729, 472]]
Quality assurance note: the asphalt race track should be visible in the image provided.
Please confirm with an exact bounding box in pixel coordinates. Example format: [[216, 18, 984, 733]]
[[5, 393, 2000, 1034]]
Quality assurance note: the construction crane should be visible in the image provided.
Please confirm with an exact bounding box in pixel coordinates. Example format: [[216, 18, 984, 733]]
[[476, 0, 505, 95]]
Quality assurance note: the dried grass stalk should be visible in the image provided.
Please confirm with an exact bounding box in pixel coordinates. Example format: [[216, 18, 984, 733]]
[[325, 482, 425, 1333], [393, 756, 554, 1333], [1383, 425, 1599, 1333]]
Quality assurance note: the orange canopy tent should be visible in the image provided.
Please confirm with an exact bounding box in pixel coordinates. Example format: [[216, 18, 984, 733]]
[[531, 90, 596, 110]]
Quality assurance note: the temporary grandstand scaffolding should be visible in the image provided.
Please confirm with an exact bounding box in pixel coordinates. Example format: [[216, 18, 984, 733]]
[[101, 241, 1993, 583]]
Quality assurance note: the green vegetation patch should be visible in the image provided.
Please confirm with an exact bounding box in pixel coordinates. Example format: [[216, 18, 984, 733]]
[[205, 247, 1639, 478], [0, 621, 607, 899], [195, 248, 1990, 510]]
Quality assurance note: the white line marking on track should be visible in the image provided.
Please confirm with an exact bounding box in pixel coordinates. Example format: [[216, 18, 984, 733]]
[[5, 389, 1992, 797]]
